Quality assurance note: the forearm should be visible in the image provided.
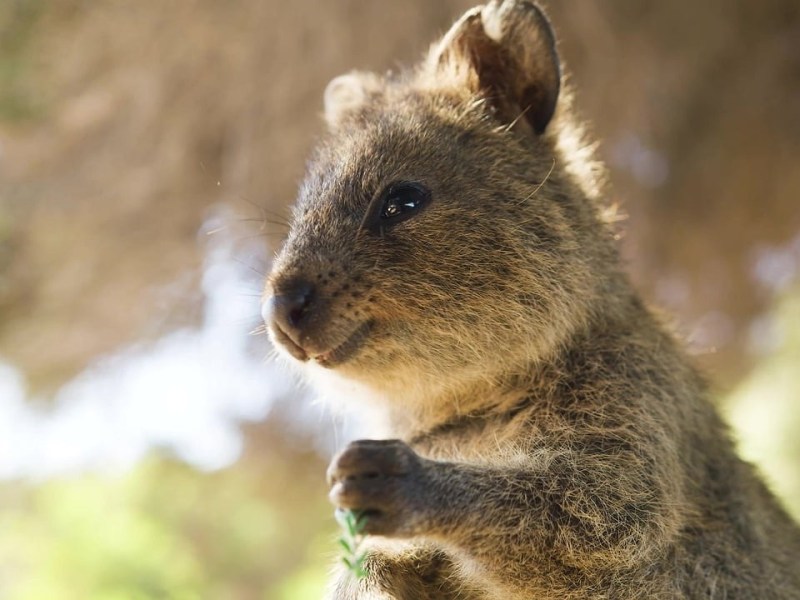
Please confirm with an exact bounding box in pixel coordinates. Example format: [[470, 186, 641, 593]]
[[328, 440, 682, 576], [418, 451, 678, 569]]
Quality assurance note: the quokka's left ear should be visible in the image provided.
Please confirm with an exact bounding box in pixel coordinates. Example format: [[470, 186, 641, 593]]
[[427, 0, 561, 136], [323, 71, 381, 130]]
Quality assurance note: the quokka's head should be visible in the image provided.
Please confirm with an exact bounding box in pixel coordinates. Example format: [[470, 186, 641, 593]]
[[264, 1, 615, 404]]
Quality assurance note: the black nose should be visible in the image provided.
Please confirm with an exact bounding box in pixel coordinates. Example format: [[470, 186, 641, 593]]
[[265, 278, 316, 341]]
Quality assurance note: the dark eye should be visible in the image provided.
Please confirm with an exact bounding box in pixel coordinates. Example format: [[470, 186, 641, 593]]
[[381, 183, 430, 221], [363, 182, 431, 233]]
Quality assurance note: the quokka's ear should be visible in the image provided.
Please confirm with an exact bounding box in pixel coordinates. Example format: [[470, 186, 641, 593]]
[[429, 0, 561, 135], [323, 71, 380, 129]]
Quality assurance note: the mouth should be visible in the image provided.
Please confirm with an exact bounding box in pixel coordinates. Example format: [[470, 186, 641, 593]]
[[272, 320, 373, 368], [271, 323, 310, 362], [312, 320, 374, 368]]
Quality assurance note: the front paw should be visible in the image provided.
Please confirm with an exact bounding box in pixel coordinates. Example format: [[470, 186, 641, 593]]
[[327, 439, 428, 537]]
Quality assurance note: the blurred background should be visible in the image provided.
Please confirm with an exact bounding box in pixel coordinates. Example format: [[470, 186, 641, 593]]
[[0, 1, 799, 598]]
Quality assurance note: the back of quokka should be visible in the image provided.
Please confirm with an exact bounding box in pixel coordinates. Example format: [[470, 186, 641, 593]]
[[262, 1, 800, 598]]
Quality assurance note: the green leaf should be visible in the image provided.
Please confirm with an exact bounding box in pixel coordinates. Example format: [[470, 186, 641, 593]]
[[335, 508, 371, 581], [352, 511, 367, 534], [346, 512, 358, 533]]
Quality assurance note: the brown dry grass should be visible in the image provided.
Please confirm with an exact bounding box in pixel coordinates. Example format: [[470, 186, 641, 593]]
[[1, 0, 799, 393]]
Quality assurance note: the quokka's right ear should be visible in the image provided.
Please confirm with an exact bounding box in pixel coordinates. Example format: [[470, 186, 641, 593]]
[[323, 71, 380, 130], [427, 0, 561, 136]]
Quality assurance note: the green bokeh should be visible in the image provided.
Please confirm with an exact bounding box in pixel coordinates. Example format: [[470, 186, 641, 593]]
[[0, 458, 332, 600]]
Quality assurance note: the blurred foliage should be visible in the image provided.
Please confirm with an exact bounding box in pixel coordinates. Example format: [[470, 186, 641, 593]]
[[0, 0, 45, 121], [0, 448, 334, 600], [726, 284, 800, 521]]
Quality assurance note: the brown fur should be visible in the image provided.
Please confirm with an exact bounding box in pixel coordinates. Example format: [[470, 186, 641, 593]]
[[263, 2, 800, 598]]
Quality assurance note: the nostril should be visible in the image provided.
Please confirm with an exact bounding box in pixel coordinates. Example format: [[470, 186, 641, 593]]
[[269, 278, 316, 336], [287, 293, 312, 328]]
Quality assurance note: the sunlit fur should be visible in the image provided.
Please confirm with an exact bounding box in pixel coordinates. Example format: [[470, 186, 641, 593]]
[[271, 81, 617, 427], [266, 1, 800, 598]]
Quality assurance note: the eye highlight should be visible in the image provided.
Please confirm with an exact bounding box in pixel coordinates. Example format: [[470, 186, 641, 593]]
[[363, 181, 431, 234]]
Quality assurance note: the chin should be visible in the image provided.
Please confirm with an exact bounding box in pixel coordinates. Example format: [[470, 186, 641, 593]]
[[301, 360, 395, 433]]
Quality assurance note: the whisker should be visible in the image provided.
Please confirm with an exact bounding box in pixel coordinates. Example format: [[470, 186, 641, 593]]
[[204, 217, 287, 238], [233, 258, 268, 278], [515, 158, 556, 205], [501, 104, 533, 133], [235, 194, 293, 229], [205, 225, 228, 236], [236, 231, 288, 241], [235, 215, 290, 229], [250, 323, 268, 336]]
